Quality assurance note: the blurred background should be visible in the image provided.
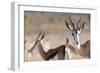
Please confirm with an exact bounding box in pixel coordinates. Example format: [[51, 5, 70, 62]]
[[24, 11, 90, 47], [24, 11, 90, 61]]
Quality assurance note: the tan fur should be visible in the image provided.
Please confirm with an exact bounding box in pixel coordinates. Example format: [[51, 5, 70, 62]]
[[66, 40, 90, 59]]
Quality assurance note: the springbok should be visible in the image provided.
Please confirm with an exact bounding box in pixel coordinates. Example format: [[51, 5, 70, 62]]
[[65, 16, 90, 59], [28, 32, 67, 60]]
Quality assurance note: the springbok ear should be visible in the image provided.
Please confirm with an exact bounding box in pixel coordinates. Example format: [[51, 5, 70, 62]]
[[65, 21, 73, 30], [81, 22, 85, 29]]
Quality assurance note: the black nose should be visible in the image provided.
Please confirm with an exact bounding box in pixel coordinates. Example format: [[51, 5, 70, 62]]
[[76, 42, 78, 45]]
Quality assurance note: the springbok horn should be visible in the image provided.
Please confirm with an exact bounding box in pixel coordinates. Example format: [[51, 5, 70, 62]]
[[69, 16, 75, 30], [77, 17, 81, 30], [78, 17, 81, 25], [65, 20, 73, 30]]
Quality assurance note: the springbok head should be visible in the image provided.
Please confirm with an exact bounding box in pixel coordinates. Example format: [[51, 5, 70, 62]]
[[28, 32, 45, 54], [65, 16, 85, 45]]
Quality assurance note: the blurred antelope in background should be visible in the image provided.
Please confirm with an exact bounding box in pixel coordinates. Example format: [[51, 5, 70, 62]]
[[65, 16, 90, 59], [28, 32, 67, 60]]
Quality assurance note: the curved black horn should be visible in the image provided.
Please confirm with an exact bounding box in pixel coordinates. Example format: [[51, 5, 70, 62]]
[[65, 20, 73, 30], [78, 17, 81, 25], [69, 16, 75, 30]]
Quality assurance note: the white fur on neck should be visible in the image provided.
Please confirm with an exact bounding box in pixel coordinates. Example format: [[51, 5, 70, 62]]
[[65, 46, 72, 59], [40, 39, 50, 52]]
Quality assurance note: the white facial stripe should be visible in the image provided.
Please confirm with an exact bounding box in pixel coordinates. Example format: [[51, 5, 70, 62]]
[[77, 34, 80, 43], [76, 30, 80, 49], [77, 30, 80, 34]]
